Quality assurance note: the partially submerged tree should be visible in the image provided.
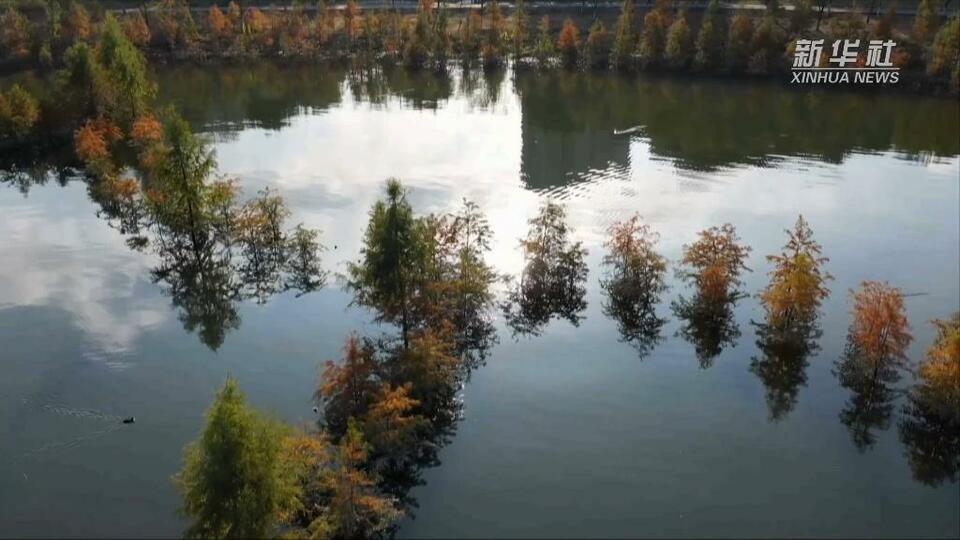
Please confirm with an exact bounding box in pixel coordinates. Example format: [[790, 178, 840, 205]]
[[421, 199, 499, 367], [348, 179, 424, 349], [678, 223, 752, 303], [914, 314, 960, 415], [363, 383, 426, 465], [834, 281, 912, 451], [387, 329, 461, 426], [309, 419, 403, 538], [86, 112, 325, 350], [175, 377, 301, 539], [315, 335, 381, 438], [759, 215, 832, 329], [672, 223, 751, 367], [899, 313, 960, 486], [848, 281, 912, 369], [600, 214, 668, 358], [350, 182, 496, 362]]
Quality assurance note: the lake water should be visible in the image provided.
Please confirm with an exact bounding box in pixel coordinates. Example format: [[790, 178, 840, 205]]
[[1, 63, 958, 538]]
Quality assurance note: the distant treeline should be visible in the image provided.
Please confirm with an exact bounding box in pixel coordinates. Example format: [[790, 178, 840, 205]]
[[0, 0, 957, 94]]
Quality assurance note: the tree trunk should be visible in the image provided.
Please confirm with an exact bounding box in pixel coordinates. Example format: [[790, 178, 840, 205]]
[[140, 2, 151, 31]]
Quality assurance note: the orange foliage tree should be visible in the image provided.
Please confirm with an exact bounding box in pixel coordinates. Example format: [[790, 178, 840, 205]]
[[601, 214, 668, 305], [600, 214, 668, 357], [362, 383, 425, 464], [130, 114, 164, 146], [342, 0, 363, 43], [310, 420, 402, 538], [679, 223, 752, 302], [760, 215, 832, 328], [246, 8, 274, 49], [61, 1, 93, 44], [315, 335, 381, 437], [916, 314, 960, 415], [848, 281, 912, 368], [898, 313, 960, 485], [1, 8, 31, 59], [123, 11, 152, 48], [209, 5, 233, 49], [557, 17, 581, 67], [388, 330, 461, 423], [637, 0, 672, 68], [74, 117, 123, 176]]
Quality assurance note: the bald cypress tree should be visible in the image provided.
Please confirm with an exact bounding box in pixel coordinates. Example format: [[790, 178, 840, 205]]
[[98, 14, 156, 127], [610, 0, 636, 70], [694, 0, 725, 71], [348, 179, 426, 349], [664, 10, 693, 69], [175, 377, 300, 538]]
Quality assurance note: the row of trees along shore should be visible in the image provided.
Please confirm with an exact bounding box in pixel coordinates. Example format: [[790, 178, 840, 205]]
[[2, 0, 958, 143], [1, 0, 959, 101], [1, 8, 956, 538]]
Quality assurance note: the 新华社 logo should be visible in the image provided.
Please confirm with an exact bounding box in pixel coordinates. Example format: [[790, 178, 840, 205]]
[[791, 39, 900, 84]]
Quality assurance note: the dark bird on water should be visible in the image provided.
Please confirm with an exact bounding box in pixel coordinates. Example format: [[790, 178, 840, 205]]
[[122, 417, 135, 424]]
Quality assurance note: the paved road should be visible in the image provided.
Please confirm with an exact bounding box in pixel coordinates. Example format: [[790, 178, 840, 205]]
[[109, 0, 955, 16]]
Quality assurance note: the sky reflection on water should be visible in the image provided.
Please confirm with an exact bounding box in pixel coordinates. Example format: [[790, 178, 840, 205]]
[[0, 65, 958, 538]]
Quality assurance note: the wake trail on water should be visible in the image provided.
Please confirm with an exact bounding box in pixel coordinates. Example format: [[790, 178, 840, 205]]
[[14, 396, 130, 463]]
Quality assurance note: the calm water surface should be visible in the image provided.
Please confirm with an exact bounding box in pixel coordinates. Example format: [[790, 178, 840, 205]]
[[1, 64, 958, 538]]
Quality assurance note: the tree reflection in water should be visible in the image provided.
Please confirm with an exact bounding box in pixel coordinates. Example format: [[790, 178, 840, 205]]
[[604, 285, 666, 358], [750, 320, 821, 422], [899, 394, 960, 487], [834, 339, 903, 452], [92, 116, 328, 350], [751, 215, 830, 422], [502, 201, 588, 337], [898, 314, 960, 487], [672, 294, 741, 368]]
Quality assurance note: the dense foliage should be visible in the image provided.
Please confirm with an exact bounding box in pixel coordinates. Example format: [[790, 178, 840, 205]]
[[175, 378, 301, 539], [2, 0, 955, 101]]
